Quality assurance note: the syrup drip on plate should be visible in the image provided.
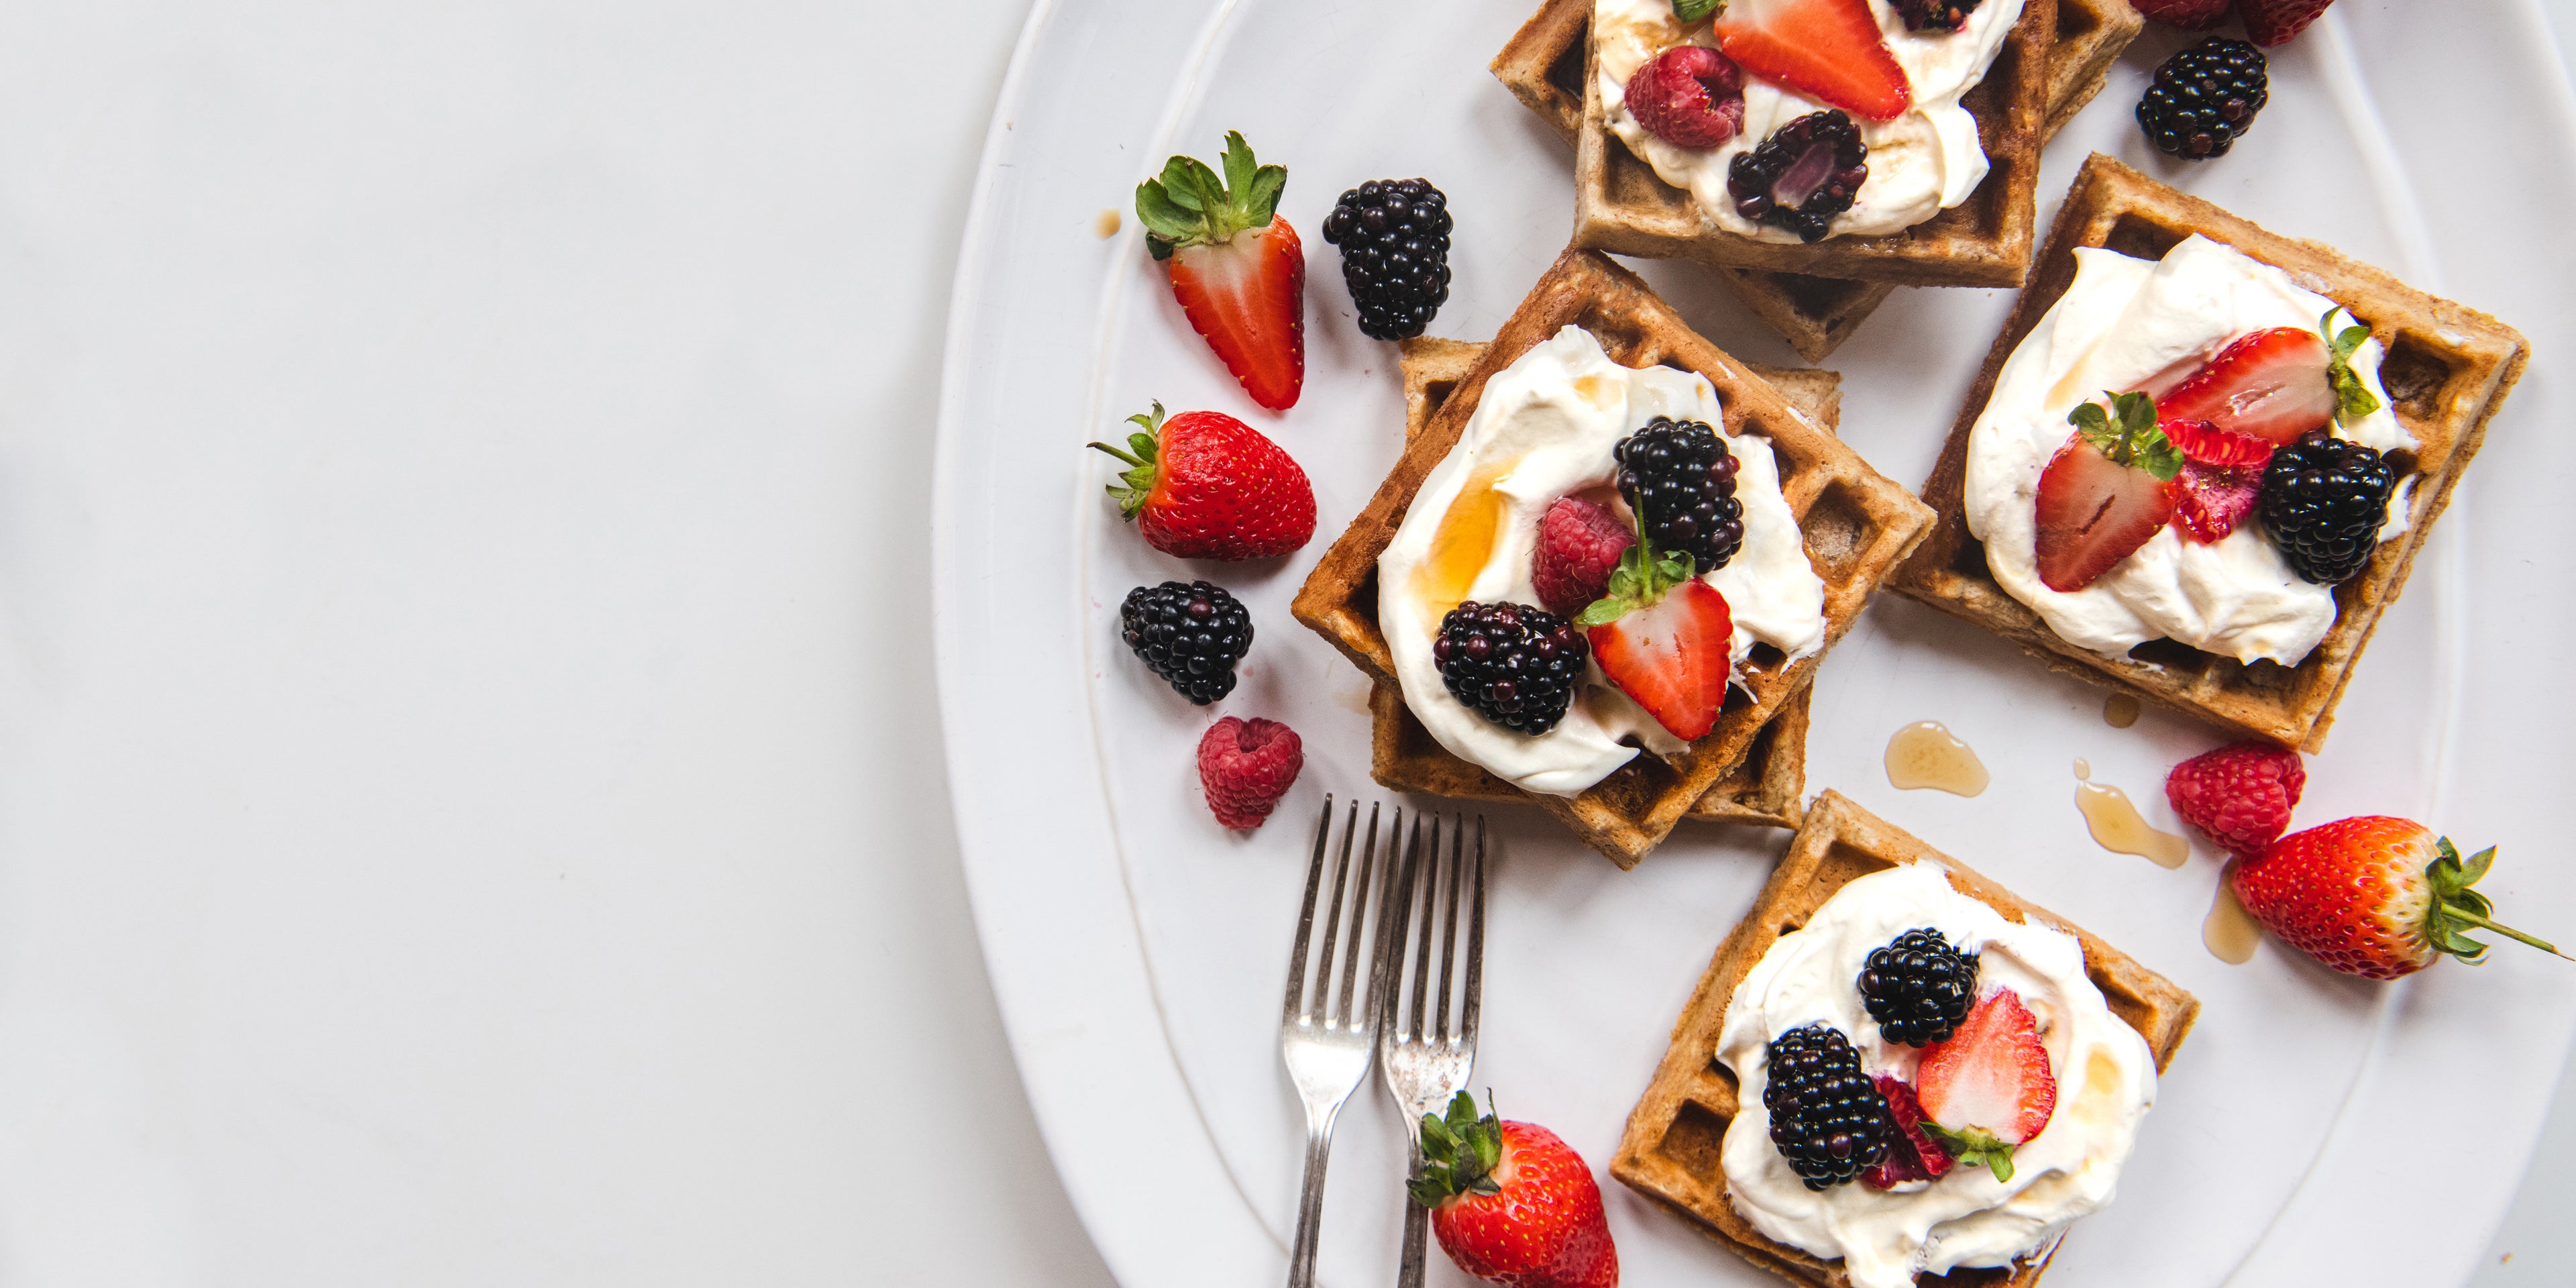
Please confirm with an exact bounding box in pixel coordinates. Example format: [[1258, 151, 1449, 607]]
[[1884, 722, 1988, 796], [2072, 759, 2188, 869], [2103, 693, 2141, 729], [2204, 863, 2263, 965], [1095, 209, 1122, 238]]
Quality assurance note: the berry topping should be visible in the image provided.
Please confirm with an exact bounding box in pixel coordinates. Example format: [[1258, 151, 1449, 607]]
[[2241, 0, 2334, 47], [1134, 132, 1305, 409], [1583, 564, 1736, 743], [1861, 1075, 1955, 1190], [1624, 44, 1748, 149], [2137, 38, 2269, 160], [2166, 740, 2306, 857], [1532, 495, 1638, 619], [2033, 392, 2182, 592], [2234, 818, 2571, 980], [2157, 323, 2343, 449], [1763, 1024, 1891, 1191], [1434, 601, 1591, 735], [1858, 927, 1980, 1046], [1197, 716, 1303, 830], [2131, 0, 2234, 28], [1321, 178, 1455, 342], [1715, 0, 1913, 122], [1892, 0, 1985, 32], [1120, 580, 1254, 705], [1614, 415, 1744, 572], [2260, 432, 2398, 584], [2163, 418, 2275, 543], [1915, 988, 2056, 1182], [1090, 402, 1317, 560], [1726, 111, 1870, 243]]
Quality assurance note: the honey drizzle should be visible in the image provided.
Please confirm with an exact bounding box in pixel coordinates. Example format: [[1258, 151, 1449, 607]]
[[2103, 692, 2141, 729], [1884, 722, 1989, 796], [2204, 867, 2263, 965], [2071, 759, 2188, 869]]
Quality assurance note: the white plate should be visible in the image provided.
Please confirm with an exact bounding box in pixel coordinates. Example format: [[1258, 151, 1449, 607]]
[[934, 3, 2576, 1285]]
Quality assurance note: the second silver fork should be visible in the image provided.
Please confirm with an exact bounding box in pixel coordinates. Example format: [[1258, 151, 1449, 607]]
[[1377, 813, 1487, 1288]]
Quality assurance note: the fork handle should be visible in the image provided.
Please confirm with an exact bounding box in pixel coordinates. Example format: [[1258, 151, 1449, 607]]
[[1287, 1117, 1338, 1288], [1396, 1190, 1432, 1288]]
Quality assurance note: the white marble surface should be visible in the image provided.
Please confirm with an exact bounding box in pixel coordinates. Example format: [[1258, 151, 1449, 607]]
[[0, 1, 2563, 1285]]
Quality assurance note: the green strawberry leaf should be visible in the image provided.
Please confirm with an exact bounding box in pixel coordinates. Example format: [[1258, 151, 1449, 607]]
[[2070, 392, 2180, 481], [1409, 1091, 1507, 1208], [1135, 131, 1286, 260], [2322, 308, 2384, 427], [1672, 0, 1725, 20], [1921, 1123, 2020, 1184], [1576, 534, 1695, 627], [1087, 403, 1169, 519], [2422, 839, 2576, 967]]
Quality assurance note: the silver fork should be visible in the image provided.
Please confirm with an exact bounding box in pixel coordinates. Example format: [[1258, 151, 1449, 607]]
[[1377, 813, 1487, 1288], [1279, 795, 1400, 1288]]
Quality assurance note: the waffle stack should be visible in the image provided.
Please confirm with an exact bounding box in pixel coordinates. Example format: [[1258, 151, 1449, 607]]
[[1290, 248, 1932, 867], [1892, 153, 2530, 750], [1372, 335, 1845, 830], [1491, 0, 2143, 360], [1610, 791, 2200, 1288]]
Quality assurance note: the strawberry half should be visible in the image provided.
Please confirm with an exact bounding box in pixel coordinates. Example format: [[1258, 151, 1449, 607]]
[[1915, 988, 2056, 1182], [2154, 327, 2335, 446], [2033, 392, 2182, 592], [1716, 0, 1913, 121], [2233, 818, 2571, 980], [2162, 417, 2273, 543], [1579, 535, 1734, 743], [1134, 132, 1305, 411]]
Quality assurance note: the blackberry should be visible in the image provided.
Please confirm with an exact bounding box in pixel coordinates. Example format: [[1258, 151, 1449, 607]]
[[2137, 38, 2268, 160], [1726, 111, 1868, 243], [1120, 580, 1253, 704], [1321, 178, 1454, 341], [1762, 1024, 1890, 1190], [1857, 928, 1980, 1046], [1433, 601, 1589, 736], [2260, 433, 2398, 584], [1614, 416, 1743, 573], [1892, 0, 1984, 32]]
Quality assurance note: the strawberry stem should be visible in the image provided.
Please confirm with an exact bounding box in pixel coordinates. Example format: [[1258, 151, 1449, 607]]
[[2437, 902, 2574, 962]]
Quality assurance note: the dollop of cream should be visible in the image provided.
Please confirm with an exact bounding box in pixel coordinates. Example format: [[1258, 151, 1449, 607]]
[[1595, 0, 2025, 243], [1377, 325, 1826, 796], [1717, 863, 2157, 1288], [1964, 235, 2412, 665]]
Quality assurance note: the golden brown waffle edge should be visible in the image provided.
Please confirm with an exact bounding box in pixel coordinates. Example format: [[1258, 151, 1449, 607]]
[[1610, 790, 2200, 1288], [1289, 249, 1932, 867], [1889, 152, 2528, 751]]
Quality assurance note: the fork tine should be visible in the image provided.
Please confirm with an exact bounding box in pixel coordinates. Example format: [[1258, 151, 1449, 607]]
[[1282, 795, 1334, 1027], [1308, 800, 1361, 1024], [1460, 816, 1487, 1051], [1405, 814, 1440, 1042], [1332, 804, 1387, 1026], [1379, 812, 1425, 1040], [1363, 810, 1412, 1034], [1432, 813, 1463, 1041]]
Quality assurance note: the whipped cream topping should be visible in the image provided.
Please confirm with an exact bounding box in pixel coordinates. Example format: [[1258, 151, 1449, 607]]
[[1718, 863, 2157, 1288], [1377, 326, 1827, 797], [1595, 0, 2026, 243], [1964, 235, 2411, 665]]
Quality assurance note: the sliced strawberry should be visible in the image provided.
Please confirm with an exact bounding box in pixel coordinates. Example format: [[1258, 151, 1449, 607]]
[[2154, 327, 2335, 447], [2033, 410, 2180, 592], [1136, 133, 1306, 411], [1915, 989, 2056, 1181], [1587, 579, 1734, 742], [2159, 418, 2273, 544], [1861, 1075, 1954, 1191], [1716, 0, 1913, 122]]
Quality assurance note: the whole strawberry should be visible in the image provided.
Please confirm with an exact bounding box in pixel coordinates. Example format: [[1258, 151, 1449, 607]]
[[1197, 716, 1301, 830], [1134, 131, 1305, 410], [2166, 740, 2304, 856], [2233, 816, 2570, 980], [1090, 402, 1316, 559], [1413, 1093, 1618, 1288]]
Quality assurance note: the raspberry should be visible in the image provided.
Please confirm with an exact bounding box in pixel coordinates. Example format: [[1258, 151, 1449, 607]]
[[1531, 496, 1636, 618], [1860, 1076, 1953, 1191], [1624, 44, 1747, 149], [2131, 0, 2234, 28], [1197, 716, 1303, 830], [2166, 740, 2306, 857]]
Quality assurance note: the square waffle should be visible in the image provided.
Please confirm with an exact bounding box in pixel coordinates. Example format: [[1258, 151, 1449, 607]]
[[1289, 249, 1932, 867], [1890, 152, 2528, 751], [1610, 790, 2200, 1288], [1492, 0, 2142, 360], [1377, 335, 1840, 829], [1567, 0, 2055, 291]]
